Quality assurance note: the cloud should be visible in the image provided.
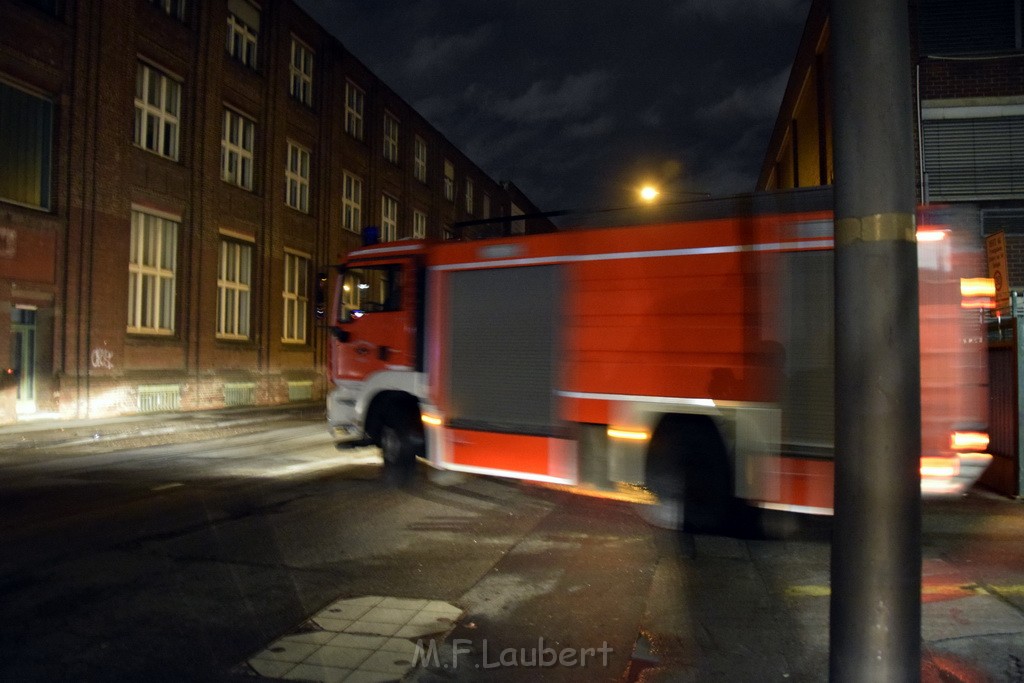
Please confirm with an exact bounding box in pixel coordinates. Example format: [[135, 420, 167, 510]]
[[489, 70, 615, 123], [638, 105, 663, 129], [694, 67, 791, 122], [565, 115, 615, 138], [413, 94, 460, 121], [292, 0, 812, 209], [406, 24, 496, 73], [688, 122, 776, 194]]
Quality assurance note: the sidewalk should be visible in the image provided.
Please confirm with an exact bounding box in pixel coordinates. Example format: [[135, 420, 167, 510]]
[[0, 402, 324, 457], [630, 491, 1024, 683]]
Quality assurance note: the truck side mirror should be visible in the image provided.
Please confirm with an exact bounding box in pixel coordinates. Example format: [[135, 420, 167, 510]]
[[314, 272, 328, 320]]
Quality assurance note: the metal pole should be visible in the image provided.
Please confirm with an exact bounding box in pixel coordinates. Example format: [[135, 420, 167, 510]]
[[829, 0, 922, 680]]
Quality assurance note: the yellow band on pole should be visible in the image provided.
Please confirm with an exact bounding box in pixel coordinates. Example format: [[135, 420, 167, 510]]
[[835, 213, 916, 245]]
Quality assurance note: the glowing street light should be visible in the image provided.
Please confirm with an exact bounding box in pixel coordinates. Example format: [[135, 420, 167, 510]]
[[639, 185, 660, 202]]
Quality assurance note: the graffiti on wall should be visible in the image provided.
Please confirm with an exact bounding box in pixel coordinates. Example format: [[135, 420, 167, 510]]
[[91, 348, 114, 370]]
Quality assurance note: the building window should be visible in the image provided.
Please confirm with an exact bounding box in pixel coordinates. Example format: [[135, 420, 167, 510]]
[[414, 136, 427, 182], [482, 194, 491, 219], [150, 0, 186, 20], [128, 209, 178, 334], [345, 80, 364, 140], [921, 100, 1024, 202], [918, 0, 1022, 56], [342, 171, 362, 232], [465, 178, 474, 214], [226, 0, 259, 68], [383, 111, 399, 164], [444, 160, 455, 201], [0, 82, 53, 210], [134, 62, 181, 160], [413, 209, 427, 239], [217, 238, 252, 339], [283, 250, 309, 343], [340, 270, 359, 318], [289, 37, 313, 106], [285, 140, 310, 212], [221, 108, 254, 190], [381, 194, 398, 242]]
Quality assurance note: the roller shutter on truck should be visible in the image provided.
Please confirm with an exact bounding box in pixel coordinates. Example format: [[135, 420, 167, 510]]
[[777, 248, 835, 456], [447, 265, 563, 436]]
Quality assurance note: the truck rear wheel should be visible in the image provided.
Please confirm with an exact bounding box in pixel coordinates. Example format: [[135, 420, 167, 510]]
[[644, 416, 733, 533]]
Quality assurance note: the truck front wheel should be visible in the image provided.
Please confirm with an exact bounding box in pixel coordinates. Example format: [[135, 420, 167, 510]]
[[379, 409, 419, 486]]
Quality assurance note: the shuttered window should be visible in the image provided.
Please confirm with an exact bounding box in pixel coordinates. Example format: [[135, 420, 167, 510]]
[[922, 104, 1024, 202]]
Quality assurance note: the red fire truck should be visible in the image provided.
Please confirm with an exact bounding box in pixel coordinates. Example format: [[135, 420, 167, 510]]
[[320, 188, 992, 529]]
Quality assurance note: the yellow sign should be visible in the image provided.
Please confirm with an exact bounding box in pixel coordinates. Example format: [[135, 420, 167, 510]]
[[986, 231, 1010, 311]]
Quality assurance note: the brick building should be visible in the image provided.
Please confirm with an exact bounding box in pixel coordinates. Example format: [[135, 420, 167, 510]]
[[758, 0, 1024, 297], [0, 0, 547, 423]]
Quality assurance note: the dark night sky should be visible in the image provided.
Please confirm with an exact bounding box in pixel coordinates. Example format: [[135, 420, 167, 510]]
[[294, 0, 812, 213]]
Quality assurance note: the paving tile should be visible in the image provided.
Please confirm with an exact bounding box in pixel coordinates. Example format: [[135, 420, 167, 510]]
[[392, 611, 459, 638], [326, 633, 388, 650], [344, 620, 403, 636], [337, 595, 385, 608], [280, 631, 337, 645], [357, 649, 417, 676], [303, 644, 375, 670], [394, 624, 446, 639], [379, 597, 429, 610], [314, 616, 355, 632], [256, 640, 321, 663], [379, 637, 420, 655], [361, 606, 419, 625], [321, 601, 376, 621], [247, 657, 295, 678], [242, 596, 462, 681]]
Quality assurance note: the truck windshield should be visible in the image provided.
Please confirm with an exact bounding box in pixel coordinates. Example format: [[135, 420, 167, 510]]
[[339, 265, 402, 322]]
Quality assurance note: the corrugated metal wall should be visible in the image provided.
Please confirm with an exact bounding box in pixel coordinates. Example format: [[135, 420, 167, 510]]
[[447, 265, 563, 435], [779, 249, 836, 454]]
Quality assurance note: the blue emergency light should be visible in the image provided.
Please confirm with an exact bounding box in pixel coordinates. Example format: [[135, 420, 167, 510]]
[[362, 226, 380, 246]]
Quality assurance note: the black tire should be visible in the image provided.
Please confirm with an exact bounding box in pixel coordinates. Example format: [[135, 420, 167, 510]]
[[643, 416, 733, 533], [379, 409, 419, 486]]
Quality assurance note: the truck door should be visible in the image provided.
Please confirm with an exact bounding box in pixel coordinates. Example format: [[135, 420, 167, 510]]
[[334, 261, 416, 381]]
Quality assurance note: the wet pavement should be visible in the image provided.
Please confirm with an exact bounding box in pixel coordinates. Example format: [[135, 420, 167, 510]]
[[2, 404, 1022, 682]]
